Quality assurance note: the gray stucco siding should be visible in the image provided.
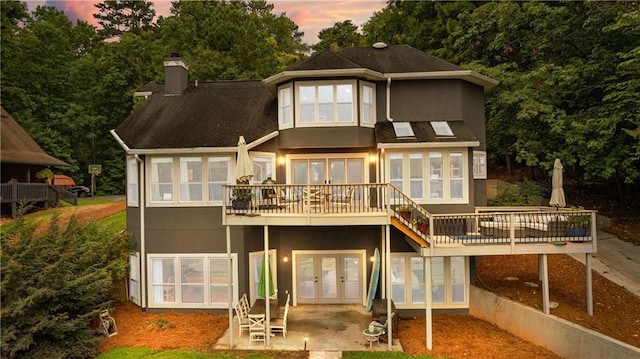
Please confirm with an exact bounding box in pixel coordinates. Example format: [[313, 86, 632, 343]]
[[390, 80, 466, 121]]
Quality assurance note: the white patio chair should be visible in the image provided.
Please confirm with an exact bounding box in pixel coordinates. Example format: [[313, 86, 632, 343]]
[[235, 303, 250, 337], [270, 306, 288, 338], [249, 313, 266, 343], [240, 293, 250, 314]]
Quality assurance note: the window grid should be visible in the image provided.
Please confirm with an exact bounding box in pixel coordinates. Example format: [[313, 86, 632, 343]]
[[148, 254, 238, 309], [295, 81, 356, 126]]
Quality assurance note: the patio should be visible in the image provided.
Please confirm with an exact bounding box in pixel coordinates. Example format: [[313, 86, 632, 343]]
[[215, 304, 403, 352]]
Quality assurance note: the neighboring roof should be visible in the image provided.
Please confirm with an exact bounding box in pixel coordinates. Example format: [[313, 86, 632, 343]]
[[48, 174, 76, 186], [265, 44, 498, 91], [0, 107, 70, 166], [115, 81, 278, 150], [375, 121, 479, 148]]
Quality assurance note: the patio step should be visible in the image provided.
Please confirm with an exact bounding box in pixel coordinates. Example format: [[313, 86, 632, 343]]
[[308, 351, 342, 359]]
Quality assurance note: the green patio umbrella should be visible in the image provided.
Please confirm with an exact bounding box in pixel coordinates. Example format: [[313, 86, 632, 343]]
[[257, 257, 275, 298]]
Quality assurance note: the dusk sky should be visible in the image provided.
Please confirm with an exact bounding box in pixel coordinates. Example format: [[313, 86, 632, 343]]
[[30, 0, 388, 44]]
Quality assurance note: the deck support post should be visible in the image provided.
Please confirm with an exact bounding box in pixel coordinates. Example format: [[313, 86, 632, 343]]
[[424, 256, 433, 350], [541, 254, 550, 315], [264, 225, 271, 348], [385, 224, 392, 350], [381, 226, 386, 300], [226, 225, 234, 348], [586, 253, 593, 316]]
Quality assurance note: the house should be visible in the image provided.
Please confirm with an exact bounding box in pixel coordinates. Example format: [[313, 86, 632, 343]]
[[1, 107, 74, 217], [112, 44, 597, 349]]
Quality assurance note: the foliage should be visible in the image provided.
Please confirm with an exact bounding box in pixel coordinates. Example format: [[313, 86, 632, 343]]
[[35, 168, 53, 181], [567, 206, 591, 228], [313, 20, 364, 51], [232, 179, 255, 201], [93, 0, 156, 39], [487, 180, 544, 206], [0, 214, 130, 358]]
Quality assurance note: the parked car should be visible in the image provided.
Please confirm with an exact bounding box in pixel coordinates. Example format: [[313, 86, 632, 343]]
[[67, 185, 92, 197]]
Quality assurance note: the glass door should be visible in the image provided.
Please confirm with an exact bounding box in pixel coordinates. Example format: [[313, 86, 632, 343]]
[[295, 251, 363, 304]]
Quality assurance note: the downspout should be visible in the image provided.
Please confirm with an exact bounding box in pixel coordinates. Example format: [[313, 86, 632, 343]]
[[386, 77, 394, 122], [110, 129, 147, 310], [134, 154, 146, 310]]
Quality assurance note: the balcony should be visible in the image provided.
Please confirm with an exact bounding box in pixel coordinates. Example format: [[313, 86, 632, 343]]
[[222, 183, 597, 257]]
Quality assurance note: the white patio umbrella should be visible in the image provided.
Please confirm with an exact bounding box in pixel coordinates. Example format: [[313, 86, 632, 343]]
[[549, 158, 566, 209], [235, 136, 254, 183]]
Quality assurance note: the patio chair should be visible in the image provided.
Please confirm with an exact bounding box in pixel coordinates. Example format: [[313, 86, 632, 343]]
[[235, 303, 250, 337], [270, 305, 288, 338], [249, 314, 266, 343], [240, 293, 250, 314], [331, 186, 354, 206]]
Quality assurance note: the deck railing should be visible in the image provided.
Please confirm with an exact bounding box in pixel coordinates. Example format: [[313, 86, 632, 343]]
[[1, 180, 77, 217], [223, 184, 596, 245]]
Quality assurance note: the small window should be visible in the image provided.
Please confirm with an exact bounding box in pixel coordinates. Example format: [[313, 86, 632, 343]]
[[431, 121, 454, 137], [361, 83, 375, 127], [392, 122, 414, 138], [127, 157, 138, 207], [278, 85, 293, 129], [473, 151, 487, 179]]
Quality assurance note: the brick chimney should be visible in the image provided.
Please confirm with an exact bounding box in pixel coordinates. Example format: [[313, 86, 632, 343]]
[[164, 53, 188, 95]]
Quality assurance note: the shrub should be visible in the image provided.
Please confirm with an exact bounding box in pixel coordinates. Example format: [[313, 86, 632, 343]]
[[1, 214, 130, 358], [488, 180, 544, 206]]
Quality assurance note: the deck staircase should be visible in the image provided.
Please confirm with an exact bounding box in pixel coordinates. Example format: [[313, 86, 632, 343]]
[[388, 187, 431, 248]]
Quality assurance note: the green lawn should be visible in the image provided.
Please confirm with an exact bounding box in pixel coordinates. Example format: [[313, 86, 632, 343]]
[[97, 348, 440, 358]]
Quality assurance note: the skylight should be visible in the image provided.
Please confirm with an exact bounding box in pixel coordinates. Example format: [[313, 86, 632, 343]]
[[392, 122, 415, 138], [431, 121, 454, 137]]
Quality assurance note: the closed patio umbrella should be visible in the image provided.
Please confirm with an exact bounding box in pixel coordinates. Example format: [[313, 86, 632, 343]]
[[257, 257, 275, 298], [235, 136, 254, 183], [549, 158, 566, 208]]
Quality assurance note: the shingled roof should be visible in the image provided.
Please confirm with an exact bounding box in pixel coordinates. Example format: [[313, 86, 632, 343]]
[[115, 81, 277, 150], [1, 107, 69, 166], [375, 121, 479, 145], [287, 45, 463, 74]]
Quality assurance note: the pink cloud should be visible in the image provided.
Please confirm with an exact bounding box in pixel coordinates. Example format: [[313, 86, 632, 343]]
[[30, 0, 386, 44]]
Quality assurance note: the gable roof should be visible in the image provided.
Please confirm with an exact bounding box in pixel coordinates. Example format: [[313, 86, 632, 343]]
[[1, 107, 69, 166], [264, 44, 498, 91], [115, 81, 277, 151]]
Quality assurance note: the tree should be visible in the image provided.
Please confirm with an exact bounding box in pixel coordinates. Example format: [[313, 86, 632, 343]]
[[93, 0, 156, 39], [1, 215, 129, 358], [312, 20, 363, 51]]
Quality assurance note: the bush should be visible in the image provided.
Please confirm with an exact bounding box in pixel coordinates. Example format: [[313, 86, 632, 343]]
[[1, 214, 130, 358], [488, 180, 544, 206]]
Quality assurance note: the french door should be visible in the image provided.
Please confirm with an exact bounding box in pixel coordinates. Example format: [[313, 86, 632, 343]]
[[288, 154, 367, 185], [294, 250, 365, 304]]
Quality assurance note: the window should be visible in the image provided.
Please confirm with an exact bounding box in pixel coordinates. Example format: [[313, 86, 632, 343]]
[[393, 122, 415, 138], [150, 157, 174, 202], [179, 157, 202, 202], [361, 83, 375, 127], [389, 153, 403, 195], [251, 154, 275, 183], [296, 81, 356, 126], [148, 155, 237, 206], [278, 85, 293, 129], [409, 153, 424, 199], [388, 150, 468, 203], [149, 253, 238, 309], [208, 157, 232, 202], [129, 252, 140, 305], [473, 151, 487, 179], [127, 157, 138, 207], [431, 121, 454, 137], [390, 254, 468, 308], [249, 250, 278, 302]]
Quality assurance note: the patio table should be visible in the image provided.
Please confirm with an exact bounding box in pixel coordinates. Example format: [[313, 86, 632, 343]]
[[249, 298, 280, 319]]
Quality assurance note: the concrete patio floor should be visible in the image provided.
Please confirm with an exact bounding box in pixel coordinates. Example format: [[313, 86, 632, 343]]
[[214, 304, 403, 352]]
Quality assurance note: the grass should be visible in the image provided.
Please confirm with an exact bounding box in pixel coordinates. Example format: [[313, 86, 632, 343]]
[[97, 211, 126, 234], [97, 348, 443, 359]]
